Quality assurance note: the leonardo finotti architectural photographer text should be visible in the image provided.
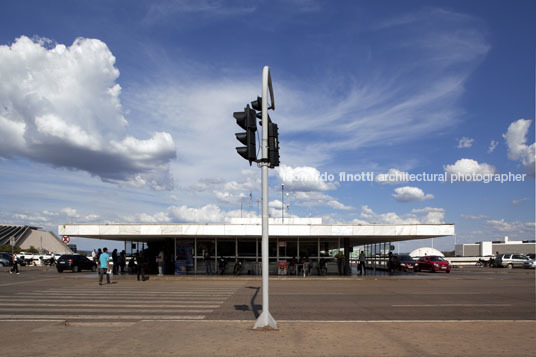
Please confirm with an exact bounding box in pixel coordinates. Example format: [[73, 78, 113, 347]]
[[283, 171, 527, 184]]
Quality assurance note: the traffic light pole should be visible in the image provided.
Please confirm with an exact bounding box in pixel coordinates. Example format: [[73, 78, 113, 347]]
[[253, 66, 278, 330]]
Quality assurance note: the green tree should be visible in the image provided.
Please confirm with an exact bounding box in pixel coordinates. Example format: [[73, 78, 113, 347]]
[[0, 244, 21, 253], [27, 246, 39, 254]]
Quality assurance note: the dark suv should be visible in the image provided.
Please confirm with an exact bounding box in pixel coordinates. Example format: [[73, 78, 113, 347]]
[[57, 255, 97, 273]]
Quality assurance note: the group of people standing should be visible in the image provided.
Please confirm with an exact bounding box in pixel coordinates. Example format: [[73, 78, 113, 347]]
[[91, 248, 128, 275], [92, 248, 150, 285], [335, 250, 367, 276]]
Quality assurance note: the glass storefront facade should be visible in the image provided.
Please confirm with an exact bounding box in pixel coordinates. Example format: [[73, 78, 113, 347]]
[[173, 237, 393, 275]]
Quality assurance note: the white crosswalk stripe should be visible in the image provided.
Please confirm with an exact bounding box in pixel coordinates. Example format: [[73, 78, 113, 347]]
[[1, 284, 242, 322]]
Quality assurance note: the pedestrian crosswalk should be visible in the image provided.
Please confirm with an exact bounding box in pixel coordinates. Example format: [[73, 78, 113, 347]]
[[0, 284, 243, 322]]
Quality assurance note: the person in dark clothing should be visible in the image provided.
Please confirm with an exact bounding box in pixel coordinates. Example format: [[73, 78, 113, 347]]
[[358, 250, 366, 276], [204, 249, 212, 275], [118, 250, 126, 274], [136, 251, 146, 281], [289, 257, 297, 275], [318, 257, 327, 276], [95, 248, 102, 265], [112, 249, 119, 275], [10, 253, 20, 274], [335, 251, 345, 276]]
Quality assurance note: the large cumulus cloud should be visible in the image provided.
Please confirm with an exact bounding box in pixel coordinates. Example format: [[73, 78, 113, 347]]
[[0, 36, 176, 189], [503, 119, 535, 177]]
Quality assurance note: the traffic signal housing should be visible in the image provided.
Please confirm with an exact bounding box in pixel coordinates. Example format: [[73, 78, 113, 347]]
[[234, 104, 257, 165], [251, 96, 262, 112], [268, 121, 279, 168]]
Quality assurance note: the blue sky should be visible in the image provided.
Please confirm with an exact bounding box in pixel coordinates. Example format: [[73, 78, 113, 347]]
[[0, 0, 534, 252]]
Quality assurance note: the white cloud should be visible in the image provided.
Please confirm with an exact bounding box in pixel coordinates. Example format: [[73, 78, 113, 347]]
[[460, 214, 488, 220], [392, 186, 434, 202], [486, 219, 535, 235], [214, 191, 248, 204], [410, 207, 446, 224], [168, 204, 226, 223], [60, 208, 79, 218], [358, 205, 445, 224], [13, 213, 48, 223], [5, 207, 101, 230], [488, 140, 498, 153], [457, 137, 474, 148], [123, 204, 259, 224], [269, 200, 283, 210], [277, 165, 338, 192], [503, 119, 535, 176], [444, 158, 497, 181], [292, 191, 353, 210], [0, 36, 176, 189], [512, 197, 529, 205], [143, 0, 256, 25]]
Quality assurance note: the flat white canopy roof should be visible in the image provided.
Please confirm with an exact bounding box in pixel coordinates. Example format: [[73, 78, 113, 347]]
[[58, 222, 454, 245]]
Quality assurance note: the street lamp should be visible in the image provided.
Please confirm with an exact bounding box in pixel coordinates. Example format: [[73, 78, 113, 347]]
[[281, 184, 284, 224]]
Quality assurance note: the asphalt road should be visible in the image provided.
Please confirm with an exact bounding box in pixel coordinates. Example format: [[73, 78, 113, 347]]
[[1, 267, 534, 356], [1, 266, 534, 322]]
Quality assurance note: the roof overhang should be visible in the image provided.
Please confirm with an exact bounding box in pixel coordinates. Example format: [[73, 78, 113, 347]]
[[58, 223, 455, 245]]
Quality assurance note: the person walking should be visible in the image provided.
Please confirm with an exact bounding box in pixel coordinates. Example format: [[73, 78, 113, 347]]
[[10, 253, 20, 274], [136, 251, 146, 281], [98, 247, 111, 285], [358, 250, 366, 276]]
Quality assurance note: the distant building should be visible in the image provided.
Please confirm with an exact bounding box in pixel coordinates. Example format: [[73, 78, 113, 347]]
[[455, 236, 536, 257], [0, 224, 74, 254], [409, 247, 444, 258]]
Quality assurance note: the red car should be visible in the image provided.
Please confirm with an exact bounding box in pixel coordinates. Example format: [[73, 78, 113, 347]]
[[415, 255, 451, 273]]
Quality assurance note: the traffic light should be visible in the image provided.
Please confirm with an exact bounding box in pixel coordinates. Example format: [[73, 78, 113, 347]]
[[251, 96, 262, 112], [234, 104, 257, 165], [268, 122, 279, 168]]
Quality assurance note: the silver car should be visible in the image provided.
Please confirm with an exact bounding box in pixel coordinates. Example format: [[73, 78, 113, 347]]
[[0, 252, 12, 266], [523, 259, 536, 269], [496, 254, 530, 269]]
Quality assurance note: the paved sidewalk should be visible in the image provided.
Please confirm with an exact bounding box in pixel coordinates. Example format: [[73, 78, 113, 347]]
[[4, 320, 535, 356]]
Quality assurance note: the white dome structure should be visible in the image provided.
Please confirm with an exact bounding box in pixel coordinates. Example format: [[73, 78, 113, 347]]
[[409, 247, 444, 258]]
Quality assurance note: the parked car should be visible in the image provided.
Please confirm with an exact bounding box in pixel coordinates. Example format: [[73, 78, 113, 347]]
[[0, 252, 12, 266], [495, 254, 530, 269], [415, 255, 451, 273], [57, 254, 97, 273], [392, 254, 418, 272], [523, 259, 536, 269], [526, 253, 535, 260]]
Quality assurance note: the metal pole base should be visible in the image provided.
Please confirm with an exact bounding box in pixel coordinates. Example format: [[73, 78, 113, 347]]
[[253, 310, 278, 330]]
